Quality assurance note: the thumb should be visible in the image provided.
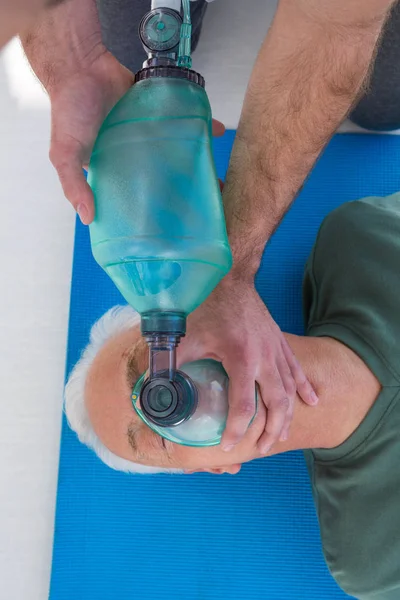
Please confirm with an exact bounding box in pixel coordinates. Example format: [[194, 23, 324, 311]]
[[178, 331, 222, 367], [50, 139, 95, 225], [177, 335, 203, 367], [212, 119, 225, 137]]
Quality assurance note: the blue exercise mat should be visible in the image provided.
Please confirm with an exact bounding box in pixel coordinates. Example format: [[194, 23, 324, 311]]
[[50, 131, 400, 600]]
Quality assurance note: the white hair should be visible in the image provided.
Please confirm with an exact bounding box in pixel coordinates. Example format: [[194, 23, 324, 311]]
[[64, 305, 181, 474]]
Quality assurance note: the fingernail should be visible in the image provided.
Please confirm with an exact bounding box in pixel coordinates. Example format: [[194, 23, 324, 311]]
[[223, 444, 235, 452], [280, 432, 288, 442], [259, 444, 272, 455], [77, 203, 88, 225]]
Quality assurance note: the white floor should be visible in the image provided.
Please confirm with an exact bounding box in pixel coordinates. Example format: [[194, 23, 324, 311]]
[[0, 0, 378, 599]]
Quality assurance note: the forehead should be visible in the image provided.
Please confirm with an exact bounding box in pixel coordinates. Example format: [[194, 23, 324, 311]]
[[88, 326, 145, 388], [84, 330, 143, 446]]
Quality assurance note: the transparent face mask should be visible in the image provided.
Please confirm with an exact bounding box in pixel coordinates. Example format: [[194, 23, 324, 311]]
[[132, 359, 257, 447]]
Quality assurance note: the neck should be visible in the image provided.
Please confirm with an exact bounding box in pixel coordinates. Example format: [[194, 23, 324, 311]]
[[267, 334, 381, 453]]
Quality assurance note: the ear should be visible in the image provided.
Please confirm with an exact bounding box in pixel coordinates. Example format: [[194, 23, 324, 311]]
[[187, 464, 242, 476], [222, 464, 242, 475], [203, 468, 225, 475]]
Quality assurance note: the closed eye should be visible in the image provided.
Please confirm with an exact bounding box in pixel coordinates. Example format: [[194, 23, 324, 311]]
[[127, 420, 172, 463], [158, 435, 174, 463]]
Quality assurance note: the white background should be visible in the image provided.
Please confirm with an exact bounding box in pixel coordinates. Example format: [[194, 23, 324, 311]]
[[0, 0, 372, 598]]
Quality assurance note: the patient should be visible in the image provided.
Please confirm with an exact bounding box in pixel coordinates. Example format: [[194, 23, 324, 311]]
[[66, 194, 400, 600]]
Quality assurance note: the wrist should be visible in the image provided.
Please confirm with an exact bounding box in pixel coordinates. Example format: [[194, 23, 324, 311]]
[[223, 129, 291, 245], [228, 237, 265, 280], [221, 259, 259, 288], [223, 163, 277, 278]]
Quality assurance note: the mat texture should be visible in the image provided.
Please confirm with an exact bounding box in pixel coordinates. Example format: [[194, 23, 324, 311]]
[[50, 131, 400, 600]]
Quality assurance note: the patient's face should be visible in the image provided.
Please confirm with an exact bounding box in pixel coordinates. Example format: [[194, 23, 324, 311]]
[[85, 325, 267, 474]]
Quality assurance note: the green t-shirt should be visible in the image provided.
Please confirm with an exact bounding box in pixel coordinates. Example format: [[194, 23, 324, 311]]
[[303, 194, 400, 600]]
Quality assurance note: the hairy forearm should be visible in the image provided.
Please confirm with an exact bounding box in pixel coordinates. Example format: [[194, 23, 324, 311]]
[[224, 0, 394, 277], [20, 0, 103, 93]]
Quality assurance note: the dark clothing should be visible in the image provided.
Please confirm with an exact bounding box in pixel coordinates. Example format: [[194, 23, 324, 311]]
[[304, 195, 400, 599], [350, 2, 400, 131]]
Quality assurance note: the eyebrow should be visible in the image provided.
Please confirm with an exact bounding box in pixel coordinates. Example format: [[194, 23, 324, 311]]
[[126, 349, 140, 390]]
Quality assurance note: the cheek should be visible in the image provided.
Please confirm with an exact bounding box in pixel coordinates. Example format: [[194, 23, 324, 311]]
[[172, 444, 223, 469]]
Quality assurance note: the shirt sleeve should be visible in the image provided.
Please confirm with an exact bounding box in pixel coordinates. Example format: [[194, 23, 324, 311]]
[[303, 194, 400, 388]]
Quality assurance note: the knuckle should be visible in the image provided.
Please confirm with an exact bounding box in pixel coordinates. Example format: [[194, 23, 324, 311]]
[[272, 395, 290, 410], [285, 379, 296, 398], [236, 400, 256, 419], [225, 425, 245, 443]]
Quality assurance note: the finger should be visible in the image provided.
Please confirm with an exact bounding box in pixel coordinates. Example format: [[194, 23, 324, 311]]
[[277, 352, 296, 402], [221, 363, 257, 451], [50, 141, 95, 225], [282, 338, 319, 406], [212, 119, 225, 137], [279, 396, 294, 443], [257, 370, 289, 455], [276, 354, 296, 441]]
